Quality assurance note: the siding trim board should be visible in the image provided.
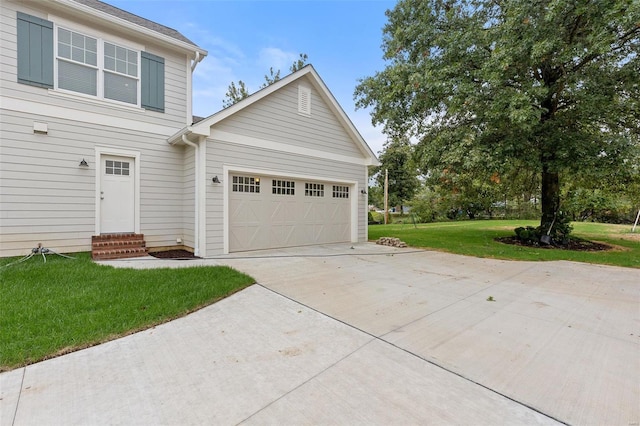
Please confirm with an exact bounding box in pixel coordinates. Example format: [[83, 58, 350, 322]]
[[4, 96, 178, 135], [210, 130, 370, 166]]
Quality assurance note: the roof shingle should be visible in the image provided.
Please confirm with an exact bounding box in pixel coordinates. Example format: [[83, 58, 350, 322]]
[[72, 0, 199, 47]]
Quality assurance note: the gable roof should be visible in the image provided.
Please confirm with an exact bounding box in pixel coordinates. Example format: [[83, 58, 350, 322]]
[[171, 65, 379, 166]]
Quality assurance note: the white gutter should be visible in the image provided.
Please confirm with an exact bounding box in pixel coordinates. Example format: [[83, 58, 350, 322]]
[[181, 134, 201, 256]]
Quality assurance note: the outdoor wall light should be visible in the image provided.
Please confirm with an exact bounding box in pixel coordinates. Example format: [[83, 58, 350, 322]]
[[79, 159, 89, 167], [360, 189, 367, 195], [212, 176, 221, 184]]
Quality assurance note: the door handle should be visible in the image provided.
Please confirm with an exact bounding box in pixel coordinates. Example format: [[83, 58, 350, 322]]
[[100, 191, 104, 200]]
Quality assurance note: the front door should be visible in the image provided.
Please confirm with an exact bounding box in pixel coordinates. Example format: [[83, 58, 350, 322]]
[[100, 155, 135, 233]]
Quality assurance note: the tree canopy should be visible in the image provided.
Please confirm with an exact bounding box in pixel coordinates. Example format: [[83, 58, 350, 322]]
[[223, 54, 309, 108], [355, 0, 640, 232], [373, 137, 420, 210]]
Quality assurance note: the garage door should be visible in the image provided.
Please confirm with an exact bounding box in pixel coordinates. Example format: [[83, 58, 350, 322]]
[[229, 174, 351, 252]]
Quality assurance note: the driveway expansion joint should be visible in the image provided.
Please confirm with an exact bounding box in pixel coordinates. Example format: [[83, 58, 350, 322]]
[[257, 283, 566, 425]]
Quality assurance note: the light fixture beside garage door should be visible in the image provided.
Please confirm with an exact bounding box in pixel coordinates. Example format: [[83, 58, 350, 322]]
[[212, 176, 222, 184]]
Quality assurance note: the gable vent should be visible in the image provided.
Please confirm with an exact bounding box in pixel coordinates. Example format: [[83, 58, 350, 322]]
[[298, 85, 311, 116]]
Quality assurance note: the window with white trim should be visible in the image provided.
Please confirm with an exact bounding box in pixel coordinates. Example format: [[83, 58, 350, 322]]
[[272, 179, 295, 195], [332, 185, 349, 198], [56, 27, 139, 106], [232, 176, 260, 193], [17, 13, 164, 111], [305, 183, 324, 197]]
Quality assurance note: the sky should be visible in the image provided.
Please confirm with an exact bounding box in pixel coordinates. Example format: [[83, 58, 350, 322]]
[[107, 0, 398, 156]]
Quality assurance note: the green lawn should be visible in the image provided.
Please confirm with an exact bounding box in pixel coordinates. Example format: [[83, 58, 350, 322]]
[[369, 220, 640, 268], [0, 253, 254, 371]]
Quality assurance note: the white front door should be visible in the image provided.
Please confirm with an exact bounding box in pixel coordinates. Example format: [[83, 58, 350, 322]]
[[100, 155, 135, 233]]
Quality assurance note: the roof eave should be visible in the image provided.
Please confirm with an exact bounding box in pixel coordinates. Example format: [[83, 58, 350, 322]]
[[167, 125, 210, 145], [52, 0, 208, 57], [191, 65, 379, 164]]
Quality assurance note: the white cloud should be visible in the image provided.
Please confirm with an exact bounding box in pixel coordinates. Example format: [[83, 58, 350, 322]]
[[257, 47, 298, 73]]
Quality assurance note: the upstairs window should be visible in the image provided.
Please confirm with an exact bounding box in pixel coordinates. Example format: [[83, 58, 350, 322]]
[[17, 13, 164, 112], [56, 27, 139, 105], [103, 42, 138, 104], [57, 28, 98, 96]]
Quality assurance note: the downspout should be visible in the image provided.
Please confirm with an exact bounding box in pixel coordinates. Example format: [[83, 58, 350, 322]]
[[181, 134, 200, 256], [191, 51, 202, 72]]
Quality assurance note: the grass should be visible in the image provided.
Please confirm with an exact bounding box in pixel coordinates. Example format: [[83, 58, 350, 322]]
[[368, 219, 640, 269], [0, 252, 254, 371]]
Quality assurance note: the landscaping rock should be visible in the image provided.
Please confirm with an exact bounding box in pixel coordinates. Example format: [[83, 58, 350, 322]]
[[376, 237, 408, 248]]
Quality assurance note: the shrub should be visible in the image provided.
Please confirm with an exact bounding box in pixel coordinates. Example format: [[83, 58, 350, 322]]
[[514, 226, 540, 244], [514, 212, 573, 245], [368, 211, 384, 224]]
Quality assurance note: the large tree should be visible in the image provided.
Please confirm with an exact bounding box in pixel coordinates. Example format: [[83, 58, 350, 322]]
[[355, 0, 640, 232], [374, 138, 420, 211]]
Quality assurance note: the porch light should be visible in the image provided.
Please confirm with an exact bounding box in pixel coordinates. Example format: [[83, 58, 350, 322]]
[[79, 159, 89, 167], [212, 176, 221, 184]]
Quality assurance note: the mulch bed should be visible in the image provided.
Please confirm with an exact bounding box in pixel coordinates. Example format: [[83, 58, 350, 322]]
[[148, 249, 201, 259], [495, 236, 611, 252]]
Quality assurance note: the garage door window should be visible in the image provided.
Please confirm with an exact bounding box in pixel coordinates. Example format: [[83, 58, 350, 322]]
[[305, 183, 324, 197], [272, 179, 295, 195], [232, 176, 260, 193], [332, 185, 349, 198]]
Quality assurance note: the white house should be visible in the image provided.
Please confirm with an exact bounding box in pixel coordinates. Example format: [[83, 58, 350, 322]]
[[0, 0, 378, 259]]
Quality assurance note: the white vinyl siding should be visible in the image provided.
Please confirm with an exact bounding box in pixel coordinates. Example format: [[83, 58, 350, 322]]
[[214, 77, 363, 158], [0, 110, 186, 256]]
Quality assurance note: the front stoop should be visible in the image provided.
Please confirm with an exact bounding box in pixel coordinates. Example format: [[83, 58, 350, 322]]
[[92, 233, 147, 260]]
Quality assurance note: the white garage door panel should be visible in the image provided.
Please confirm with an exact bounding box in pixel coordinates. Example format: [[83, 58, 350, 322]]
[[228, 197, 262, 250], [229, 175, 351, 252]]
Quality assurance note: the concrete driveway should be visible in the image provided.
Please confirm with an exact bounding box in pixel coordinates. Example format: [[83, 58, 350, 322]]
[[2, 243, 638, 425]]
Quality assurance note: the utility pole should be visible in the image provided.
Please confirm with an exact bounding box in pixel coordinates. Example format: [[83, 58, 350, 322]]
[[384, 168, 389, 225]]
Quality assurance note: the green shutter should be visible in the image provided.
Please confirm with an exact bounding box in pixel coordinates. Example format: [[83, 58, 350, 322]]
[[141, 52, 165, 112], [17, 12, 53, 88]]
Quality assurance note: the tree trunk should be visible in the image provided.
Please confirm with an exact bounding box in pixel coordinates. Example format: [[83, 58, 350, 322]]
[[540, 165, 560, 230]]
